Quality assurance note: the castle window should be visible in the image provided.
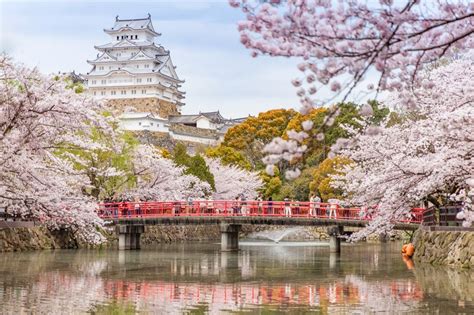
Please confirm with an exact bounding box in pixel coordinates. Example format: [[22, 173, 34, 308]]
[[91, 80, 96, 85], [131, 90, 136, 95], [111, 91, 116, 95], [136, 65, 139, 68], [147, 78, 152, 82], [101, 91, 106, 96], [144, 64, 150, 69], [139, 122, 142, 126], [117, 36, 119, 40], [98, 66, 104, 70], [141, 90, 146, 94], [93, 91, 96, 95], [150, 123, 154, 126], [121, 90, 126, 95], [137, 78, 142, 83], [101, 79, 106, 84]]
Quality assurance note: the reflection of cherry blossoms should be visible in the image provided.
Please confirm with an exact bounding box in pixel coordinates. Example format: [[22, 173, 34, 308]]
[[333, 56, 474, 236], [206, 158, 263, 200], [0, 57, 107, 243]]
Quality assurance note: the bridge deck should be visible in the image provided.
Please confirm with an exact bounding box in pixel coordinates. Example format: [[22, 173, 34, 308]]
[[107, 216, 419, 230]]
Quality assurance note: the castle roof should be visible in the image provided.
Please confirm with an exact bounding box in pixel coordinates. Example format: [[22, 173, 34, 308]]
[[104, 14, 160, 36], [94, 40, 158, 50]]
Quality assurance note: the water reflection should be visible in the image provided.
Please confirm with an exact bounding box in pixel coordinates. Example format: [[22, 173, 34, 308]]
[[0, 242, 472, 313]]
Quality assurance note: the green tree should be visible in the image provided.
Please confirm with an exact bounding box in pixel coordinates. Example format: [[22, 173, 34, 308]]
[[274, 167, 315, 201], [173, 143, 215, 190], [57, 123, 139, 200]]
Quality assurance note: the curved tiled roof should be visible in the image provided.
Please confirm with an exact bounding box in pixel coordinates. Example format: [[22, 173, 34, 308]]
[[95, 39, 155, 50], [104, 14, 160, 36]]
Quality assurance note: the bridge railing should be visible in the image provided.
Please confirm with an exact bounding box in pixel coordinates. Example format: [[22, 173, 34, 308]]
[[97, 201, 424, 224]]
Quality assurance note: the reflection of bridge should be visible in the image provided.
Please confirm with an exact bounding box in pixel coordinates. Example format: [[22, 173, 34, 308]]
[[98, 201, 424, 252]]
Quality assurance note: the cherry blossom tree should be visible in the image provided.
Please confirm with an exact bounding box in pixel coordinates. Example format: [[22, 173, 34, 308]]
[[206, 158, 263, 199], [332, 56, 474, 235], [0, 56, 108, 243], [231, 0, 473, 181], [230, 0, 473, 108], [125, 145, 211, 200]]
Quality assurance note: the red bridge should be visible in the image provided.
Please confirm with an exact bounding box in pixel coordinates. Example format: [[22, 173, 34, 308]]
[[98, 200, 424, 223], [98, 200, 424, 252]]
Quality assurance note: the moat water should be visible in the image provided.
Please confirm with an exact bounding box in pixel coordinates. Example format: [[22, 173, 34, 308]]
[[0, 241, 473, 314]]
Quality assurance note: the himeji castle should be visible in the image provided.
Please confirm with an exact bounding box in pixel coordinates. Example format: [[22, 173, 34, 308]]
[[85, 14, 185, 118], [84, 15, 246, 145]]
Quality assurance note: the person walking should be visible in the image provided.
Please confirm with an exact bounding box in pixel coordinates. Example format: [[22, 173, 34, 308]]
[[241, 195, 248, 216], [284, 196, 292, 217], [257, 194, 263, 215]]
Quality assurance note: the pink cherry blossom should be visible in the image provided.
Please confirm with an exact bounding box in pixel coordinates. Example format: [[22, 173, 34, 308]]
[[334, 56, 474, 235]]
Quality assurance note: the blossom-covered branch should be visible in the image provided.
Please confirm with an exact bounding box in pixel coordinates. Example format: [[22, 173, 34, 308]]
[[230, 0, 473, 106], [333, 56, 474, 236]]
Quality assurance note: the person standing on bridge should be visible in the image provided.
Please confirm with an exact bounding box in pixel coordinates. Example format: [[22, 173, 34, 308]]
[[309, 194, 321, 217], [328, 199, 340, 219], [186, 195, 194, 215], [134, 196, 141, 217], [284, 197, 292, 217], [207, 195, 214, 215], [257, 194, 263, 215], [267, 196, 273, 215]]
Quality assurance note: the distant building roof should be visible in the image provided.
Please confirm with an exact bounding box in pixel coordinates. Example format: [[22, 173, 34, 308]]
[[119, 112, 166, 120], [168, 111, 226, 125], [200, 111, 225, 123]]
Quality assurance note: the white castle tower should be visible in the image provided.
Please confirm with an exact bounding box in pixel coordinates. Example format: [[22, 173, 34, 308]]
[[84, 14, 185, 117]]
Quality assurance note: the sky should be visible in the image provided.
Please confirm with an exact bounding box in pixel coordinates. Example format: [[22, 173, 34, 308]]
[[0, 0, 306, 118]]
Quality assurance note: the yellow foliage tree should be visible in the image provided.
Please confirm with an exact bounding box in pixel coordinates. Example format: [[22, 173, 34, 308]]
[[205, 145, 252, 170], [309, 156, 353, 201], [222, 109, 297, 168]]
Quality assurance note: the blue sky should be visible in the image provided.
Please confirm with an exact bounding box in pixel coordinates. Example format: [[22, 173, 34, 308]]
[[0, 0, 304, 118]]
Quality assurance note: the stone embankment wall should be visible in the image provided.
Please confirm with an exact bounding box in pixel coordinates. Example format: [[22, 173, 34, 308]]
[[413, 227, 474, 268], [107, 98, 179, 118], [0, 225, 333, 252], [1, 224, 405, 252], [0, 226, 79, 252]]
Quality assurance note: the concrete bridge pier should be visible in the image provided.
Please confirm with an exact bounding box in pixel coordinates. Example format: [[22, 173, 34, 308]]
[[116, 225, 145, 250], [328, 225, 344, 253], [220, 223, 241, 251]]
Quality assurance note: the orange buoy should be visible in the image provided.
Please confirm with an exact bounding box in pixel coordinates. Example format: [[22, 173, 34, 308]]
[[401, 243, 415, 258]]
